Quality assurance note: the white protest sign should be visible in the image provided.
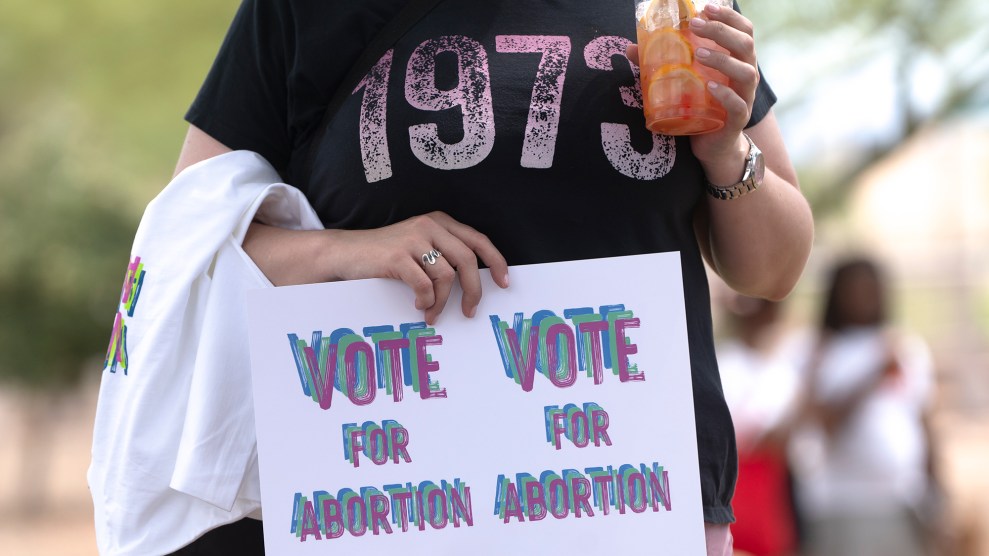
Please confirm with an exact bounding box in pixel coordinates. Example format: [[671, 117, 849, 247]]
[[247, 252, 705, 553]]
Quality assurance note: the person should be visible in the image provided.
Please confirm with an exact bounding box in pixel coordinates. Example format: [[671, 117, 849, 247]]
[[788, 257, 942, 556], [94, 0, 814, 553], [717, 293, 800, 556]]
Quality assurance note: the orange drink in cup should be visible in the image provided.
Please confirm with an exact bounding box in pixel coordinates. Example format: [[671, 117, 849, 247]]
[[635, 0, 730, 135]]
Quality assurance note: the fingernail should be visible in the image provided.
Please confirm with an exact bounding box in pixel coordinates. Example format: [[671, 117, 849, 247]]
[[503, 274, 510, 288], [696, 47, 711, 58], [690, 17, 706, 29], [468, 306, 477, 318], [707, 80, 719, 91], [705, 3, 722, 14]]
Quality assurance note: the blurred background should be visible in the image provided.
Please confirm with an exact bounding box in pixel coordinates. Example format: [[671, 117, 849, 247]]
[[0, 0, 986, 554]]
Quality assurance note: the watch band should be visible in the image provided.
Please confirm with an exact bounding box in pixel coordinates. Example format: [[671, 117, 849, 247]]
[[706, 178, 760, 201]]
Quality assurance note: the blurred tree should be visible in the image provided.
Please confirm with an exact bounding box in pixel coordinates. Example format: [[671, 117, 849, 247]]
[[0, 127, 135, 388], [0, 0, 239, 385], [0, 0, 239, 512], [746, 0, 989, 213]]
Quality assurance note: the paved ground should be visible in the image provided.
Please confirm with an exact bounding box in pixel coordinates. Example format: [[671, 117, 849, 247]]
[[0, 383, 98, 555]]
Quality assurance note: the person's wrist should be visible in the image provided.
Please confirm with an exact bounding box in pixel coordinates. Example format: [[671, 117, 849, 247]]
[[697, 133, 749, 188], [314, 228, 348, 283]]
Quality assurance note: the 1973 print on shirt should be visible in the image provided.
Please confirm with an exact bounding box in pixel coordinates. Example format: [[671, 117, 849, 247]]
[[353, 34, 676, 183]]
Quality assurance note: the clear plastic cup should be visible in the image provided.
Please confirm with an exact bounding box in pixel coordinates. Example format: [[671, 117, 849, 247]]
[[635, 0, 731, 135]]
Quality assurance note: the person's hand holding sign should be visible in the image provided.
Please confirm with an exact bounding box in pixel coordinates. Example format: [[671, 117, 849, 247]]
[[244, 211, 510, 326]]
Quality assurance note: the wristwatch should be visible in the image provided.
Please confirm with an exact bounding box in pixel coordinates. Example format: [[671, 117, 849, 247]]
[[706, 133, 765, 200]]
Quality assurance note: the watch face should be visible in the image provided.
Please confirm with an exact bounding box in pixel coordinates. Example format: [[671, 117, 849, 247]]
[[753, 150, 766, 185]]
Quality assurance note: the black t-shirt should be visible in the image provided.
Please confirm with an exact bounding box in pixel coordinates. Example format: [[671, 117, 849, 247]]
[[187, 0, 777, 524]]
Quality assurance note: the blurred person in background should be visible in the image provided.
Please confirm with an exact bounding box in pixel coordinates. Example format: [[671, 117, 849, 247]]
[[718, 293, 800, 556], [787, 256, 944, 556]]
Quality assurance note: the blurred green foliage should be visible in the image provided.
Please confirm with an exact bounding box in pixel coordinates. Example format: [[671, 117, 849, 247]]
[[0, 0, 238, 386]]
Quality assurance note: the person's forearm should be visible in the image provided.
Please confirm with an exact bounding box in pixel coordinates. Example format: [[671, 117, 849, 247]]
[[694, 115, 814, 301], [702, 168, 813, 300], [242, 213, 511, 324], [242, 222, 339, 286]]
